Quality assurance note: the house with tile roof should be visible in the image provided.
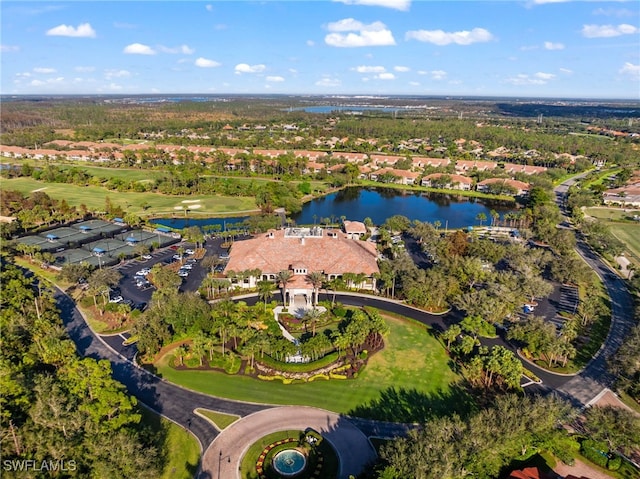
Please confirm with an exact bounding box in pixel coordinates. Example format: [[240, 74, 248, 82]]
[[455, 160, 498, 172], [421, 173, 473, 190], [503, 163, 548, 175], [477, 178, 531, 196], [371, 168, 420, 185], [224, 227, 379, 307], [331, 152, 369, 163], [343, 220, 368, 239]]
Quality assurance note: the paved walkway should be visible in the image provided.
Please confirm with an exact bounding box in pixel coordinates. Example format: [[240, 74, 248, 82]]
[[199, 407, 377, 479], [553, 458, 615, 479]]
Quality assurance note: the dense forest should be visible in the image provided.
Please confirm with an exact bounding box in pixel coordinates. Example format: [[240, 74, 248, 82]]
[[0, 258, 165, 478]]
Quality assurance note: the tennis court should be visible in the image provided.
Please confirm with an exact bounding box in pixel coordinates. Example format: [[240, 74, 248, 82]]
[[73, 219, 127, 236], [83, 238, 129, 258]]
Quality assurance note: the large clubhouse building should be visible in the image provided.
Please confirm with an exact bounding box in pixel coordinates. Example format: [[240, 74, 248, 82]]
[[224, 226, 379, 308]]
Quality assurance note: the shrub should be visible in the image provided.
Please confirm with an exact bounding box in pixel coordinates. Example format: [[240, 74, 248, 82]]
[[359, 350, 368, 360], [607, 455, 622, 471], [333, 305, 347, 318], [580, 439, 609, 469]]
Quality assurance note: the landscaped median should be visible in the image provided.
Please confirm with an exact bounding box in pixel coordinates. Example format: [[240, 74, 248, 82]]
[[154, 312, 463, 420]]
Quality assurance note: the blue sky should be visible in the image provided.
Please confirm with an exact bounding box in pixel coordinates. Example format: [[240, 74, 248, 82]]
[[1, 1, 639, 99]]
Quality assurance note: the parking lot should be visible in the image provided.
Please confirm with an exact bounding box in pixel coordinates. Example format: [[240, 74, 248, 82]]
[[113, 236, 232, 308]]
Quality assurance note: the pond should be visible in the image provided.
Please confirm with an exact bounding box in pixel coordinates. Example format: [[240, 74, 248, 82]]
[[151, 187, 518, 230]]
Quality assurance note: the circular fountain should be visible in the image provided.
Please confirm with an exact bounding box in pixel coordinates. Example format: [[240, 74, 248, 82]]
[[272, 449, 307, 478]]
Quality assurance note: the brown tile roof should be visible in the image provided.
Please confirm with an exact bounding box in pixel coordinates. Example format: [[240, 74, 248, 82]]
[[224, 229, 379, 276], [343, 221, 367, 234], [424, 173, 473, 184]]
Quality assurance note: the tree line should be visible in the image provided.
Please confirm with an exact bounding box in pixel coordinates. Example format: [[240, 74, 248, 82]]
[[0, 256, 164, 478]]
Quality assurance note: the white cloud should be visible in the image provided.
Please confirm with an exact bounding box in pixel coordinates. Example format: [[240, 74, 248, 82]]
[[235, 63, 266, 74], [123, 43, 156, 55], [535, 72, 555, 80], [104, 69, 131, 79], [431, 70, 447, 80], [195, 57, 221, 68], [544, 41, 564, 50], [306, 40, 316, 47], [30, 77, 65, 86], [315, 76, 341, 87], [1, 44, 20, 52], [266, 76, 285, 82], [619, 62, 640, 79], [559, 68, 573, 74], [205, 4, 214, 11], [325, 18, 396, 47], [376, 72, 395, 80], [409, 81, 420, 86], [289, 68, 298, 74], [158, 44, 195, 55], [593, 8, 635, 17], [327, 18, 377, 32], [405, 27, 493, 46], [353, 65, 386, 73], [417, 70, 428, 75], [333, 0, 411, 11], [75, 66, 95, 73], [33, 67, 56, 74], [46, 22, 96, 38], [394, 66, 410, 72], [505, 72, 554, 85], [582, 24, 639, 38]]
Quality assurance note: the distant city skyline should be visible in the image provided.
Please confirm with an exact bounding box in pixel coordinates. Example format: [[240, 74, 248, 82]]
[[1, 0, 639, 99]]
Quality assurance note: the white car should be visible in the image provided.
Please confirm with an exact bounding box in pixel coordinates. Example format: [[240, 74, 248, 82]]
[[181, 263, 193, 270], [178, 270, 189, 277], [172, 254, 182, 260], [135, 269, 150, 276], [142, 254, 152, 260], [185, 249, 195, 255], [109, 296, 123, 303]]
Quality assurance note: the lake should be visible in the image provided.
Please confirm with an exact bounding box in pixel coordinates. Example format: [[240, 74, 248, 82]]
[[151, 187, 517, 231]]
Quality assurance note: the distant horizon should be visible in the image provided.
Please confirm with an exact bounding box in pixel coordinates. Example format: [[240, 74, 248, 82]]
[[2, 1, 638, 99], [2, 92, 639, 103]]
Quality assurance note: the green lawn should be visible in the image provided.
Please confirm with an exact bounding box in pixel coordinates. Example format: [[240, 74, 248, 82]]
[[155, 315, 462, 420], [139, 407, 200, 479], [195, 408, 239, 430], [609, 224, 640, 262], [2, 177, 258, 217], [584, 207, 640, 262], [58, 164, 166, 182]]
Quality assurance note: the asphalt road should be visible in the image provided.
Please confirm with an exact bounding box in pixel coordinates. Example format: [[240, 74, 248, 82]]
[[200, 407, 377, 479]]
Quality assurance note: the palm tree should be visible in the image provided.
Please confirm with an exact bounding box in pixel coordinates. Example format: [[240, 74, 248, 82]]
[[476, 212, 487, 226], [277, 270, 293, 308], [303, 307, 324, 337], [307, 271, 324, 307], [257, 280, 274, 311]]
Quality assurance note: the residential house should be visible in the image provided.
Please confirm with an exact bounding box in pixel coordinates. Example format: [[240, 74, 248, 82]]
[[421, 173, 473, 190]]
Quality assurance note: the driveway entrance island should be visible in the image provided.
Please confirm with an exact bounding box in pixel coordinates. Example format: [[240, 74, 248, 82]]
[[200, 407, 376, 479]]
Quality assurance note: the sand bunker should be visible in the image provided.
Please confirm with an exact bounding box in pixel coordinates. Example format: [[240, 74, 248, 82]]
[[181, 199, 202, 204]]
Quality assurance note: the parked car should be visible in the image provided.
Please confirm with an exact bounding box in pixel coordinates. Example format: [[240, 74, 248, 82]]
[[172, 254, 182, 260], [109, 295, 123, 303], [181, 263, 193, 270], [142, 254, 152, 260], [185, 249, 195, 255], [135, 269, 150, 276], [178, 270, 189, 277]]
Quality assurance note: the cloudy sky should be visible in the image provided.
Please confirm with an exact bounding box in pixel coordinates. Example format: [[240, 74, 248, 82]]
[[1, 0, 639, 99]]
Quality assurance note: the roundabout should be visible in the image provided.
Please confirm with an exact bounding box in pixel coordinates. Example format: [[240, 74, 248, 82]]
[[200, 407, 376, 479]]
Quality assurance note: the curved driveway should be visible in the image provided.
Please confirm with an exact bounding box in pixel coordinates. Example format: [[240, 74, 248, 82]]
[[201, 407, 377, 479]]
